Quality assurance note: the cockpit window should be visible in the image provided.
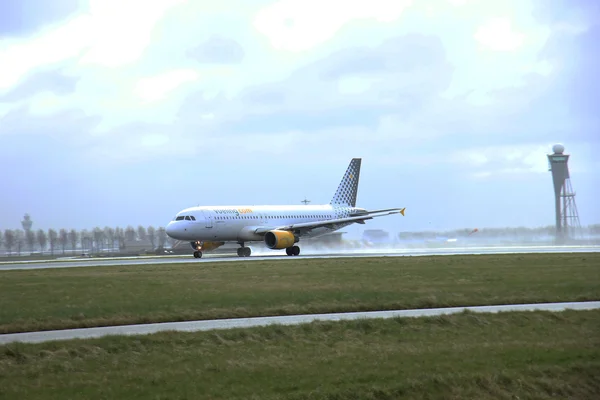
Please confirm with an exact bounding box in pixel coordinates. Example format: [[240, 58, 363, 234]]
[[174, 215, 197, 221]]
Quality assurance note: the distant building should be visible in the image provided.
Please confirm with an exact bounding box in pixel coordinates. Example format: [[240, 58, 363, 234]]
[[362, 229, 390, 244]]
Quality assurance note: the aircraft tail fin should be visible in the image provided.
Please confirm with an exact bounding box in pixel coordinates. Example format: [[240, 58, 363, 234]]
[[330, 158, 361, 207]]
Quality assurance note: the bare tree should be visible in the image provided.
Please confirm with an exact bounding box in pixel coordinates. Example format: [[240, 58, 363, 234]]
[[114, 227, 125, 250], [147, 226, 156, 249], [59, 229, 68, 254], [137, 226, 147, 242], [80, 229, 90, 252], [157, 227, 167, 249], [48, 229, 58, 255], [104, 226, 115, 252], [15, 230, 24, 256], [26, 230, 35, 252], [36, 229, 48, 253], [125, 225, 136, 242], [0, 230, 3, 253], [4, 230, 15, 255], [93, 227, 104, 253], [68, 229, 79, 253]]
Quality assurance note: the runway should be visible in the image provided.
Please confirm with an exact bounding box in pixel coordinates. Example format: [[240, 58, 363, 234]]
[[1, 301, 598, 345], [1, 244, 598, 271]]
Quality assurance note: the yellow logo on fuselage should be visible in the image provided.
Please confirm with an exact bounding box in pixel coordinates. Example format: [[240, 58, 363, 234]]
[[238, 208, 253, 214]]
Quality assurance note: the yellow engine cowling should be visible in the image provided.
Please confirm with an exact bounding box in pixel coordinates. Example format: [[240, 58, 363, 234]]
[[264, 230, 296, 249], [191, 241, 225, 252]]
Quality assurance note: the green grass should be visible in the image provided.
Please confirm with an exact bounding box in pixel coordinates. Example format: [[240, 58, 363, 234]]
[[1, 253, 598, 334], [1, 310, 599, 399]]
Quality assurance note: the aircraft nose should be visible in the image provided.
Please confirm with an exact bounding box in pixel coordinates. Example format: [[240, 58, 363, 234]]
[[165, 222, 177, 238]]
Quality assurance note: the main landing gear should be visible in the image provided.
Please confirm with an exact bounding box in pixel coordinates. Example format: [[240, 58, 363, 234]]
[[285, 246, 300, 256], [193, 250, 202, 258], [237, 243, 251, 257]]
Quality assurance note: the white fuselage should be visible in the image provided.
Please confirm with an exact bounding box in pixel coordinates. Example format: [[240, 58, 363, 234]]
[[165, 204, 359, 243]]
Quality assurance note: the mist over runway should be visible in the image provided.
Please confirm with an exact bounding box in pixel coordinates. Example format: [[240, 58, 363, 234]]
[[1, 244, 598, 271]]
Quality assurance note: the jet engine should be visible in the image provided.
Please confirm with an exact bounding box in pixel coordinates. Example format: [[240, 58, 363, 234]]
[[264, 230, 296, 249], [190, 241, 225, 252]]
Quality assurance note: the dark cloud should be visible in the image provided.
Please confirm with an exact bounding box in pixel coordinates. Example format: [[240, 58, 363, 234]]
[[532, 0, 600, 26], [0, 107, 105, 230], [550, 24, 600, 121], [0, 0, 86, 38], [532, 0, 600, 122], [187, 35, 245, 64], [220, 34, 451, 135], [0, 69, 80, 102]]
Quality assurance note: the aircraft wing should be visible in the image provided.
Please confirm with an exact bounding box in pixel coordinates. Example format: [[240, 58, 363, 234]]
[[254, 208, 405, 235]]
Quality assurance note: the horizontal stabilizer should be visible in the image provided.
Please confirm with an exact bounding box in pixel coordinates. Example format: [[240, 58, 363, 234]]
[[350, 207, 406, 217]]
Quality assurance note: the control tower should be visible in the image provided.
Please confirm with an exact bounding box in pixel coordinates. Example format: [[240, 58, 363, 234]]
[[21, 214, 33, 232], [547, 144, 581, 242]]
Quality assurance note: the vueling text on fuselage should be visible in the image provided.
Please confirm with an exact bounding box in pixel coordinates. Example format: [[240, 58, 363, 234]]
[[213, 208, 253, 215]]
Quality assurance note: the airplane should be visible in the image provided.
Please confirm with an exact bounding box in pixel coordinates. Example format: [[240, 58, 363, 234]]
[[165, 158, 406, 258]]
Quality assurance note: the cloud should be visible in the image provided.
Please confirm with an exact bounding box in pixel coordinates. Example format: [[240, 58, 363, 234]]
[[474, 17, 526, 51], [0, 0, 599, 231], [222, 34, 451, 136], [0, 68, 79, 103], [134, 69, 199, 103], [253, 0, 413, 52], [0, 106, 100, 140], [187, 35, 245, 64], [0, 0, 86, 38]]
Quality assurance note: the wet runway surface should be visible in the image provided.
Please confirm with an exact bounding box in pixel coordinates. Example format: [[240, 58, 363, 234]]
[[1, 245, 598, 271], [1, 301, 598, 345]]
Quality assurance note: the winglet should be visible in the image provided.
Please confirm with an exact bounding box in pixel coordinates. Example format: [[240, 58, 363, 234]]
[[400, 208, 406, 216]]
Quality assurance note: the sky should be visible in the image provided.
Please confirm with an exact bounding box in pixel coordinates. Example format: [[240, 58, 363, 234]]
[[0, 0, 599, 236]]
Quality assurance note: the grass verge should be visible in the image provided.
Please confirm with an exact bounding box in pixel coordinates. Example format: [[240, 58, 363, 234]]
[[1, 253, 599, 334], [1, 310, 599, 399]]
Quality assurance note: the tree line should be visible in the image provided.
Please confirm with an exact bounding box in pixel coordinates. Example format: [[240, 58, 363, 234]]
[[0, 225, 175, 255]]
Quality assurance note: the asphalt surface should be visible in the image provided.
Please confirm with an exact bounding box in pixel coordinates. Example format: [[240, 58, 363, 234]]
[[1, 301, 598, 345], [1, 244, 598, 270]]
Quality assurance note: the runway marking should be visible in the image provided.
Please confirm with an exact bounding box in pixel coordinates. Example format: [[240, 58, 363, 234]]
[[1, 301, 598, 345]]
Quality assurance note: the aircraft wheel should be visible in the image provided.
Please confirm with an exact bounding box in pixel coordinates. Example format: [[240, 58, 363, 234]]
[[292, 246, 300, 256], [285, 247, 293, 256], [237, 247, 251, 257], [193, 251, 202, 258]]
